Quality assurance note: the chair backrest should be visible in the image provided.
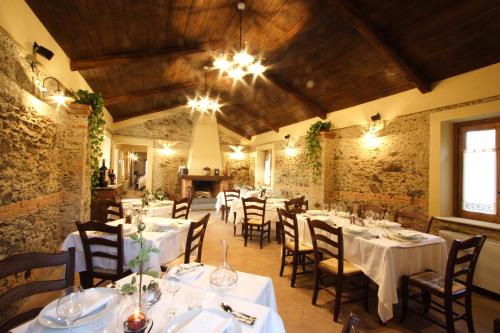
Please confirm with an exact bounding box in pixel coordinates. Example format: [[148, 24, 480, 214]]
[[285, 196, 308, 214], [341, 313, 361, 333], [242, 197, 266, 224], [307, 218, 344, 275], [183, 213, 211, 264], [0, 248, 75, 331], [444, 235, 486, 295], [93, 199, 124, 223], [393, 207, 429, 232], [277, 209, 300, 250], [75, 221, 125, 277], [223, 189, 240, 207], [172, 197, 193, 219], [357, 203, 386, 219]]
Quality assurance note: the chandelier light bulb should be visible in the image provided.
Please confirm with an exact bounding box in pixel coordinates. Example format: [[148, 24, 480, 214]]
[[213, 57, 231, 72], [249, 61, 265, 76], [228, 67, 246, 80], [233, 51, 254, 66]]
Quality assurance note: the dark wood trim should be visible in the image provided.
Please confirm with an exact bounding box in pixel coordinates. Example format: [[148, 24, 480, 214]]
[[330, 0, 431, 94], [180, 175, 232, 181], [104, 82, 195, 106], [266, 74, 328, 120], [113, 103, 186, 122], [216, 116, 252, 140], [454, 118, 500, 223], [233, 104, 279, 132], [70, 41, 221, 71]]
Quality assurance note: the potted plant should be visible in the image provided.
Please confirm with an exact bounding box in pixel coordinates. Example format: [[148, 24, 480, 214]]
[[305, 120, 332, 182]]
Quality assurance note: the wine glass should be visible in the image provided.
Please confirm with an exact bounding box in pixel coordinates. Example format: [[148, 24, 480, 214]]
[[157, 190, 165, 202], [56, 286, 85, 331], [148, 194, 155, 208], [164, 277, 181, 319]]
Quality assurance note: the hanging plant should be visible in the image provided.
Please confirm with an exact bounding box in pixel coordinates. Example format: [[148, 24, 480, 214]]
[[74, 90, 105, 195], [305, 120, 332, 182]]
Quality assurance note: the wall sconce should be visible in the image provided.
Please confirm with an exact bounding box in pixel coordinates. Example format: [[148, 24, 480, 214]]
[[284, 134, 298, 157], [160, 143, 175, 156], [128, 153, 139, 161], [363, 113, 384, 148], [229, 145, 245, 160], [42, 77, 74, 106]]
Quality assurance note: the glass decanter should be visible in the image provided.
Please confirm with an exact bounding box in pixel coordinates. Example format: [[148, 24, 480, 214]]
[[209, 240, 238, 302]]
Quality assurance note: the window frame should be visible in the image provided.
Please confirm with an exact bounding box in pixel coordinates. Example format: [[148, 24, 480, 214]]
[[454, 118, 500, 223]]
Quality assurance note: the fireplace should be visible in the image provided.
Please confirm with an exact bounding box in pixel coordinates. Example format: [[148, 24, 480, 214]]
[[180, 175, 232, 199]]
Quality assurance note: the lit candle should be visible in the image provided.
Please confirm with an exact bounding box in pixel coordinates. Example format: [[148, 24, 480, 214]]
[[126, 308, 146, 331]]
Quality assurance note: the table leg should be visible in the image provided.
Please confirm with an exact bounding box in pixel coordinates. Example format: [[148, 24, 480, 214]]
[[221, 205, 226, 220]]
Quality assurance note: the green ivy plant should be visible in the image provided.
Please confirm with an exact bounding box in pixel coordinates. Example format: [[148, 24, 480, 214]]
[[305, 120, 332, 182], [120, 212, 159, 302], [74, 90, 105, 195]]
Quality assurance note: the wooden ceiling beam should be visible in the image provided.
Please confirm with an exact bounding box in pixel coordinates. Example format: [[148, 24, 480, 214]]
[[216, 116, 252, 140], [232, 104, 279, 132], [70, 41, 221, 71], [112, 103, 186, 122], [266, 75, 328, 120], [330, 0, 431, 93], [104, 82, 195, 106]]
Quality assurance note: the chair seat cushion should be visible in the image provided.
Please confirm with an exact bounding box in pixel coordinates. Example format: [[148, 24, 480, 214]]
[[247, 218, 264, 225], [409, 271, 466, 294], [319, 258, 362, 276], [285, 240, 313, 252]]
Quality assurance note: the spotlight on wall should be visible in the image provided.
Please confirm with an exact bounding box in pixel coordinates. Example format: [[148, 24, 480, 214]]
[[284, 134, 298, 157], [229, 145, 245, 160], [128, 153, 139, 161], [33, 42, 54, 60], [160, 143, 175, 156], [42, 76, 74, 106]]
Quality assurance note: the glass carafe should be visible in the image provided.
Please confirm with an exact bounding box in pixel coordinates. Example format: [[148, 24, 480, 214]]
[[209, 240, 238, 300]]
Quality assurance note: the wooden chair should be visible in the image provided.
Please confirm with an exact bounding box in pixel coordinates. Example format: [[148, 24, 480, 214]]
[[172, 197, 193, 219], [0, 248, 75, 331], [357, 203, 386, 219], [277, 196, 309, 243], [307, 219, 370, 322], [242, 197, 271, 249], [92, 199, 124, 223], [400, 235, 487, 333], [393, 207, 434, 233], [341, 313, 361, 333], [277, 209, 314, 287], [75, 221, 132, 288], [164, 213, 211, 270], [223, 189, 240, 230]]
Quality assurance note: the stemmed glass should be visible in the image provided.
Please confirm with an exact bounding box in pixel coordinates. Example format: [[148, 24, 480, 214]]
[[56, 286, 85, 332], [148, 194, 156, 208], [157, 190, 165, 202], [164, 276, 181, 319]]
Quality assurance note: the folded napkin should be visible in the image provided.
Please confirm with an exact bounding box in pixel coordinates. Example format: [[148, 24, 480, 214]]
[[177, 310, 231, 333], [45, 289, 113, 321], [167, 264, 205, 283]]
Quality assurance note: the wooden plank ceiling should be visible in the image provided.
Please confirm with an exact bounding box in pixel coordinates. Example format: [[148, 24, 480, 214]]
[[26, 0, 500, 138]]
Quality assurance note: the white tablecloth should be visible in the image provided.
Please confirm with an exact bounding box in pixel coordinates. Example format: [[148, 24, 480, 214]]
[[297, 213, 447, 322], [61, 217, 191, 273], [122, 199, 174, 218], [230, 198, 287, 225], [215, 190, 262, 213], [13, 270, 285, 333]]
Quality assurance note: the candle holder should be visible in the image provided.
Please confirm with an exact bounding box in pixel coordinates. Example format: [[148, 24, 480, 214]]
[[120, 303, 153, 333]]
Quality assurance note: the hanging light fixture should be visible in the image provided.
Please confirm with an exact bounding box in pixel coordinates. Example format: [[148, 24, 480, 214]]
[[187, 66, 223, 114], [213, 1, 266, 82], [42, 76, 74, 106]]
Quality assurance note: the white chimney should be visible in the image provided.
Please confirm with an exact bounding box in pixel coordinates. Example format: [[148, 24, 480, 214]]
[[187, 114, 223, 174]]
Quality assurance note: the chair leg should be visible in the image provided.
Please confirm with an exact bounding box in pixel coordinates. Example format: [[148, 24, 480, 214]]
[[422, 290, 431, 315], [280, 248, 286, 276], [400, 275, 409, 323], [291, 252, 299, 287], [444, 298, 455, 333], [260, 227, 264, 249], [312, 268, 320, 305], [465, 292, 475, 333], [244, 224, 248, 247], [364, 275, 370, 314], [333, 277, 343, 322]]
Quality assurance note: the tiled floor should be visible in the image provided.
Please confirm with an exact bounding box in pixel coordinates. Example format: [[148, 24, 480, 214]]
[[17, 209, 499, 332]]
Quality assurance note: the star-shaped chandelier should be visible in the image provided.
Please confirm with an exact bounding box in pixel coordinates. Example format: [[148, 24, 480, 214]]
[[186, 66, 222, 114], [212, 1, 266, 82]]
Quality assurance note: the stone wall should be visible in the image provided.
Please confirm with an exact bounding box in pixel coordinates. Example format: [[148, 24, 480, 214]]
[[0, 30, 90, 320]]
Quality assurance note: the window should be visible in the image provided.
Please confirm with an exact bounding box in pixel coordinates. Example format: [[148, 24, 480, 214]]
[[455, 119, 500, 222]]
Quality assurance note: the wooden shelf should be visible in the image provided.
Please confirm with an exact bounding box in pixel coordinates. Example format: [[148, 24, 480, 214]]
[[180, 175, 232, 181]]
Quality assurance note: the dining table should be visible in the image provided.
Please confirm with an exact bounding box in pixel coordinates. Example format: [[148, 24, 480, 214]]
[[61, 217, 191, 274], [12, 265, 285, 333], [296, 211, 448, 323], [122, 198, 174, 218]]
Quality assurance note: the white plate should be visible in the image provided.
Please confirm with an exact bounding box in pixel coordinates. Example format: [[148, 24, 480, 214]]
[[374, 220, 401, 228], [162, 309, 241, 333], [38, 288, 121, 329]]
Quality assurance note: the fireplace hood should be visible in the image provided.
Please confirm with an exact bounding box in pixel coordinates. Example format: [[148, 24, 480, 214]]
[[187, 114, 223, 175]]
